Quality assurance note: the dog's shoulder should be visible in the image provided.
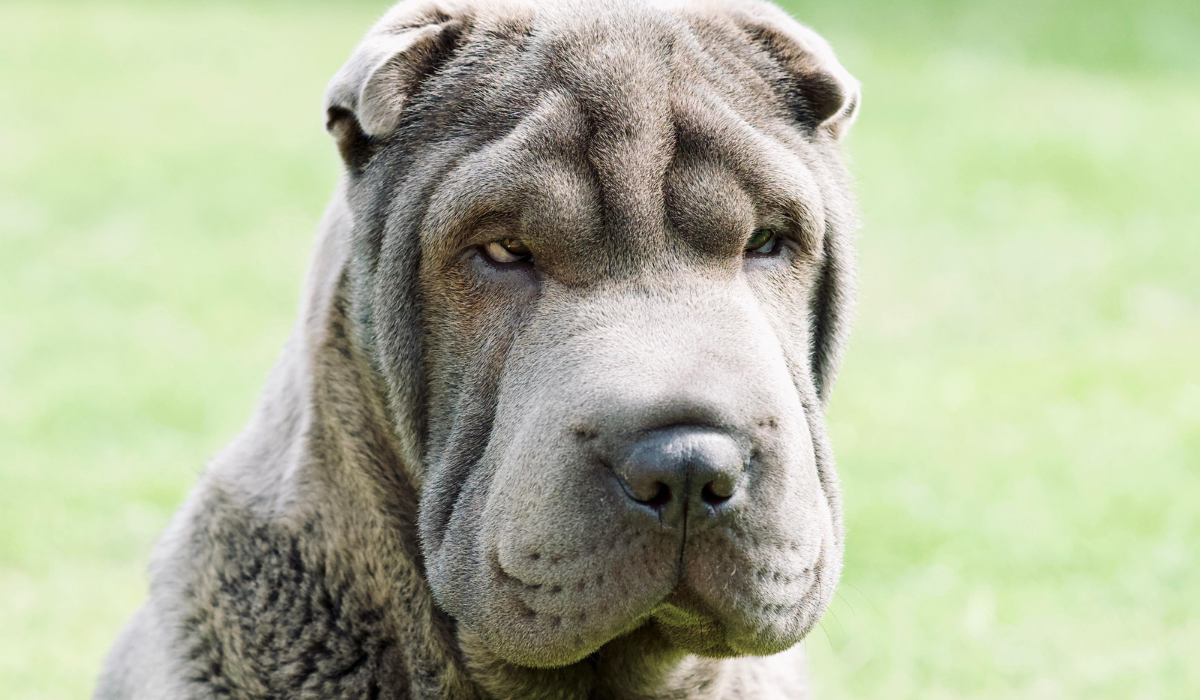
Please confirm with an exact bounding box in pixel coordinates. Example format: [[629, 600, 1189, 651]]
[[97, 475, 424, 699]]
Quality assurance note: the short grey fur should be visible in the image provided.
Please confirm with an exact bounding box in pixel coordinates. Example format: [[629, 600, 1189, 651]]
[[94, 1, 861, 697]]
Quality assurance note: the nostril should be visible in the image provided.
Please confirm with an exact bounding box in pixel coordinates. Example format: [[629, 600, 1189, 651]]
[[701, 480, 733, 507], [635, 482, 672, 509]]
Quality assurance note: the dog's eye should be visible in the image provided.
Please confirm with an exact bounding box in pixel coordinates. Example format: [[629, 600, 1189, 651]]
[[745, 227, 779, 256], [483, 238, 532, 264]]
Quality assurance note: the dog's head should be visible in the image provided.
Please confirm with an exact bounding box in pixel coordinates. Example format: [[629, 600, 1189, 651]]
[[324, 0, 859, 668]]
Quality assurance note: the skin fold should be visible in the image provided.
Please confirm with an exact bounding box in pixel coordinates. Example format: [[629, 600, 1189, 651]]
[[93, 1, 861, 698]]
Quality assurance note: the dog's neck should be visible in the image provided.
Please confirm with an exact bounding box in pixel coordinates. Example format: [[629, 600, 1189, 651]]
[[459, 624, 729, 699]]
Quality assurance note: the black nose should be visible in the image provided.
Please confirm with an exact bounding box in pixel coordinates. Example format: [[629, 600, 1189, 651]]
[[611, 427, 744, 527]]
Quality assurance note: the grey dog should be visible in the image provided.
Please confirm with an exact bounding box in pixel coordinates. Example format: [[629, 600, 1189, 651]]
[[94, 0, 861, 697]]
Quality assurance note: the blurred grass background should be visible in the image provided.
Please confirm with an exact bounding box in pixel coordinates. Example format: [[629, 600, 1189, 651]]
[[0, 0, 1197, 697]]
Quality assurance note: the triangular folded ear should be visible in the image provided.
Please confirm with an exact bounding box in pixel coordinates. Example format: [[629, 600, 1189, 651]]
[[732, 2, 860, 140], [324, 4, 464, 171]]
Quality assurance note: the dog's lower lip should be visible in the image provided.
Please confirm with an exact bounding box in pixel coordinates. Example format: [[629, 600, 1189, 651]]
[[657, 584, 720, 621], [651, 601, 719, 630]]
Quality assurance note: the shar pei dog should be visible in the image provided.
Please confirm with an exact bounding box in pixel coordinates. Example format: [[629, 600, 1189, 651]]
[[95, 0, 861, 697]]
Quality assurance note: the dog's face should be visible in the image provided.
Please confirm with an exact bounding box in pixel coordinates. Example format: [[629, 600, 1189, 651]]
[[326, 0, 859, 668]]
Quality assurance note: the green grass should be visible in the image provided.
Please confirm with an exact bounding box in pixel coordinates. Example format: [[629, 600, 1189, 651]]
[[1, 1, 1197, 698]]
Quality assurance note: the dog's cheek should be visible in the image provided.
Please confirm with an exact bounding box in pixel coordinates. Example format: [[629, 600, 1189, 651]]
[[416, 273, 540, 615]]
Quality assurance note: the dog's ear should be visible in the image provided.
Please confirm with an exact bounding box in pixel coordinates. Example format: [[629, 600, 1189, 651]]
[[732, 3, 860, 140], [809, 210, 856, 405], [324, 4, 465, 171]]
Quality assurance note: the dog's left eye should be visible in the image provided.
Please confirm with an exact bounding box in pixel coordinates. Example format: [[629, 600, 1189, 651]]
[[745, 227, 780, 256], [483, 238, 532, 264]]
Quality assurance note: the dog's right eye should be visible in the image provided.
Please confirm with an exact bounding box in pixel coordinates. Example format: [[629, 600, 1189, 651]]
[[483, 238, 532, 265]]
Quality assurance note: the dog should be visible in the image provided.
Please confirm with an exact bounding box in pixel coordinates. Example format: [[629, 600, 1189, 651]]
[[94, 0, 860, 697]]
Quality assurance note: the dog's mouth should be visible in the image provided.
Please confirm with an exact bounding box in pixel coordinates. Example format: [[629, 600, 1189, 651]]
[[647, 563, 822, 657], [484, 535, 825, 665]]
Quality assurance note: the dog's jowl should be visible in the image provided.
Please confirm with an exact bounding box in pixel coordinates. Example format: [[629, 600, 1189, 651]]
[[94, 1, 861, 698]]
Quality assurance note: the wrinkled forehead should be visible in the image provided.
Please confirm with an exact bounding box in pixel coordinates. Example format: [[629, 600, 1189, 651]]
[[418, 3, 826, 269]]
